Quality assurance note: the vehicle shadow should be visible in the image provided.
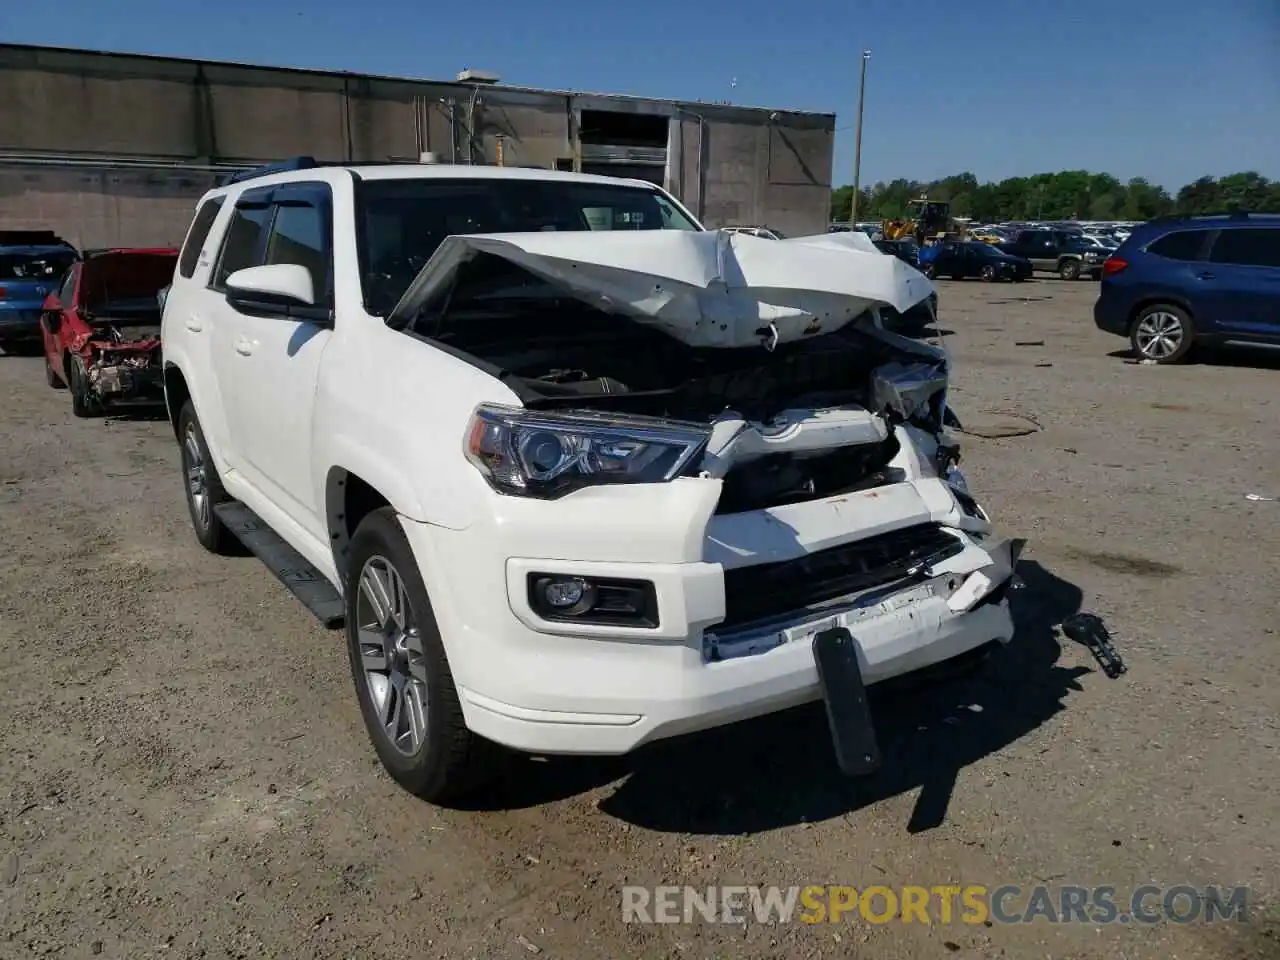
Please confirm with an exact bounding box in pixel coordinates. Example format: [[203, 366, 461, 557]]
[[470, 560, 1090, 833], [103, 405, 169, 423], [1108, 347, 1280, 370]]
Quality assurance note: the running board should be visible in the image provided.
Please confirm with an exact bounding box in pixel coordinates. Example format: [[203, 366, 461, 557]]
[[214, 502, 346, 629]]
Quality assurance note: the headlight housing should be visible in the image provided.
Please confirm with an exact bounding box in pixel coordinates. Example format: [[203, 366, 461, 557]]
[[464, 404, 710, 498]]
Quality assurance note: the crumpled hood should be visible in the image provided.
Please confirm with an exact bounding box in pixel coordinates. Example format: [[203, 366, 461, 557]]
[[389, 229, 935, 349]]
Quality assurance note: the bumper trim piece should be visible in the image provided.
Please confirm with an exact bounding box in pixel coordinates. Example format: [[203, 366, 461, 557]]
[[813, 626, 881, 776]]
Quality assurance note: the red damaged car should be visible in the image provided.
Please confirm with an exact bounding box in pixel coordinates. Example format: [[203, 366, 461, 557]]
[[40, 248, 178, 417]]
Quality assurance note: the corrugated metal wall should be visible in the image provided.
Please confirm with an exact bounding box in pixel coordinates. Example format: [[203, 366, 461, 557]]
[[0, 45, 835, 248]]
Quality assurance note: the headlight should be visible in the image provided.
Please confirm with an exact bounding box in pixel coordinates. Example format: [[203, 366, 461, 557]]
[[464, 404, 710, 498]]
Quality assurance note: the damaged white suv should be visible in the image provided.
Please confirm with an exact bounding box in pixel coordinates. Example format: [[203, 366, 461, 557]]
[[161, 160, 1018, 803]]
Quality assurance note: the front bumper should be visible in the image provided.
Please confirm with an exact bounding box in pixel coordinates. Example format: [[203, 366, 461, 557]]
[[400, 443, 1017, 756]]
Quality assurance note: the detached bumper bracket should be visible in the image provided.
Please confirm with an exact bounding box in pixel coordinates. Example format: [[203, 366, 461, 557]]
[[812, 627, 882, 776]]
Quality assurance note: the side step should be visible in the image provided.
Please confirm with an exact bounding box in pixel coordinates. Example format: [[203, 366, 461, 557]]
[[214, 502, 346, 629]]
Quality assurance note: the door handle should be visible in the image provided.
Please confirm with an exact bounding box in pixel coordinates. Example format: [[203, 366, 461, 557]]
[[1196, 272, 1216, 281], [234, 336, 255, 356], [185, 316, 203, 332]]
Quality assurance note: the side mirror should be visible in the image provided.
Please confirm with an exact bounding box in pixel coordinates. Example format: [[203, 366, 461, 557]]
[[224, 264, 331, 325], [226, 264, 314, 305]]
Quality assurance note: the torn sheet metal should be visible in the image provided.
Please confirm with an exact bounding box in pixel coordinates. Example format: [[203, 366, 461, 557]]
[[700, 407, 889, 478], [389, 229, 936, 349]]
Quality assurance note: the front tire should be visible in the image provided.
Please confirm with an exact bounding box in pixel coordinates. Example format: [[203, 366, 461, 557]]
[[45, 354, 65, 389], [69, 356, 102, 417], [1059, 259, 1081, 281], [345, 507, 493, 805], [177, 401, 236, 553], [980, 265, 997, 282], [1130, 304, 1195, 364]]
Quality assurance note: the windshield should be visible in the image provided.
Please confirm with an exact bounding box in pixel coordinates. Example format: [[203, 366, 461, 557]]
[[0, 247, 78, 281], [356, 177, 701, 316]]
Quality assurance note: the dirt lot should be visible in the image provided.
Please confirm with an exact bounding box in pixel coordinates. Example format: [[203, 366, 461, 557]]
[[1, 279, 1278, 960]]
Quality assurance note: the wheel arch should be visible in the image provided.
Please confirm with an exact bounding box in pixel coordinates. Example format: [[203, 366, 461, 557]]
[[163, 363, 191, 441], [1127, 295, 1196, 330], [325, 466, 424, 586]]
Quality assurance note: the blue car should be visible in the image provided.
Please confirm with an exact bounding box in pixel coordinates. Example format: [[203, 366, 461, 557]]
[[0, 231, 80, 354], [1093, 213, 1280, 363]]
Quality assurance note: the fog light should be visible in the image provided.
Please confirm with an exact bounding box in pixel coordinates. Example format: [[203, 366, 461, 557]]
[[541, 576, 593, 611], [527, 573, 660, 628]]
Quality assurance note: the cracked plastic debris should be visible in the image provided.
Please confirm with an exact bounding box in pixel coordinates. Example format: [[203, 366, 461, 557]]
[[1061, 612, 1127, 678], [870, 360, 949, 423]]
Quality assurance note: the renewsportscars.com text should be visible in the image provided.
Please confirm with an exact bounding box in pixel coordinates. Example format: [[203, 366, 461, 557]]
[[622, 884, 1250, 926]]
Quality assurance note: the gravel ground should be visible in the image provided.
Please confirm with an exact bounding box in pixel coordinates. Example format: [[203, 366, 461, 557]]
[[1, 279, 1277, 960]]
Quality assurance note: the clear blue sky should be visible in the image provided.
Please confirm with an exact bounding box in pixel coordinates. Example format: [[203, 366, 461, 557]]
[[3, 0, 1277, 191]]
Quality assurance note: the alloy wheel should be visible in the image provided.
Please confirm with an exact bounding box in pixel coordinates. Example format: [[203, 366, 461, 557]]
[[183, 424, 210, 531], [1134, 311, 1184, 360], [355, 556, 430, 757]]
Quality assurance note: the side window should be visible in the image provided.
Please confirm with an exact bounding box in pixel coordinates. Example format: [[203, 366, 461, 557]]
[[178, 198, 226, 279], [263, 200, 333, 305], [212, 192, 274, 289], [1147, 230, 1208, 262], [57, 266, 78, 305], [1209, 228, 1280, 268]]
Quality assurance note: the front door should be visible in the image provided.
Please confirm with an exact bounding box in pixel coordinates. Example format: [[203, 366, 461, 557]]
[[223, 183, 336, 543]]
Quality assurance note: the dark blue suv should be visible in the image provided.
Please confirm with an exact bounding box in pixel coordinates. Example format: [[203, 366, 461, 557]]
[[1093, 213, 1280, 363]]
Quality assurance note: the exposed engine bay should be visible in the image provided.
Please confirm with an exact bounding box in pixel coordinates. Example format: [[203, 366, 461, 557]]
[[79, 318, 162, 402], [67, 249, 175, 406], [405, 247, 954, 513]]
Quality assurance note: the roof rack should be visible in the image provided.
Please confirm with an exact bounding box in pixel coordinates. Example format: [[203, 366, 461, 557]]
[[220, 156, 319, 186]]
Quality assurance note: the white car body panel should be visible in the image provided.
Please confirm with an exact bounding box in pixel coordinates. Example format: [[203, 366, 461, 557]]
[[160, 163, 1016, 758]]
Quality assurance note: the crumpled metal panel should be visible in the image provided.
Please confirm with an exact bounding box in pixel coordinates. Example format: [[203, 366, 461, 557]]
[[390, 229, 936, 350]]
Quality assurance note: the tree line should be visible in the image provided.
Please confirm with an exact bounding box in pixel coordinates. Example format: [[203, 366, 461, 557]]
[[830, 171, 1280, 223]]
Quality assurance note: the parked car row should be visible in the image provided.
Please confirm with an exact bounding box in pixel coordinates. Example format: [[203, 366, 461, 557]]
[[0, 231, 177, 416]]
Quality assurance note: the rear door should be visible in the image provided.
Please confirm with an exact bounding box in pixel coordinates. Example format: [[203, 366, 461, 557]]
[[1201, 227, 1280, 338], [1021, 231, 1057, 270]]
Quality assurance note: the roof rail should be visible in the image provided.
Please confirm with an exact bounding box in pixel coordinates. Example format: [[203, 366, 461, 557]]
[[220, 156, 319, 186], [1147, 210, 1255, 225]]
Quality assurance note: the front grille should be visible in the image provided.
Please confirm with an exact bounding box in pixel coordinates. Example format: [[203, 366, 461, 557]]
[[717, 523, 962, 632]]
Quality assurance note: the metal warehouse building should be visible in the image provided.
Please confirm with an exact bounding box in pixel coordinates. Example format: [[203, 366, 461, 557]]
[[0, 44, 835, 249]]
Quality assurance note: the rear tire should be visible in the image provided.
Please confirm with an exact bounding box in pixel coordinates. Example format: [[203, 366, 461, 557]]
[[177, 400, 237, 554], [1059, 259, 1081, 281], [980, 265, 997, 282], [1130, 303, 1195, 364], [345, 507, 494, 805]]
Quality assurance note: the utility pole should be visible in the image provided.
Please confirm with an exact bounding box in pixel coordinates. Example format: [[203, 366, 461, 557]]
[[850, 49, 871, 225]]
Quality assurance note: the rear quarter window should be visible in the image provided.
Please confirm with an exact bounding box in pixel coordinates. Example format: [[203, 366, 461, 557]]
[[178, 198, 226, 279], [1208, 227, 1280, 268], [1146, 230, 1209, 262]]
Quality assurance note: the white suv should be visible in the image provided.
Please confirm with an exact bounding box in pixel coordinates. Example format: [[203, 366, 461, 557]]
[[160, 159, 1018, 804]]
